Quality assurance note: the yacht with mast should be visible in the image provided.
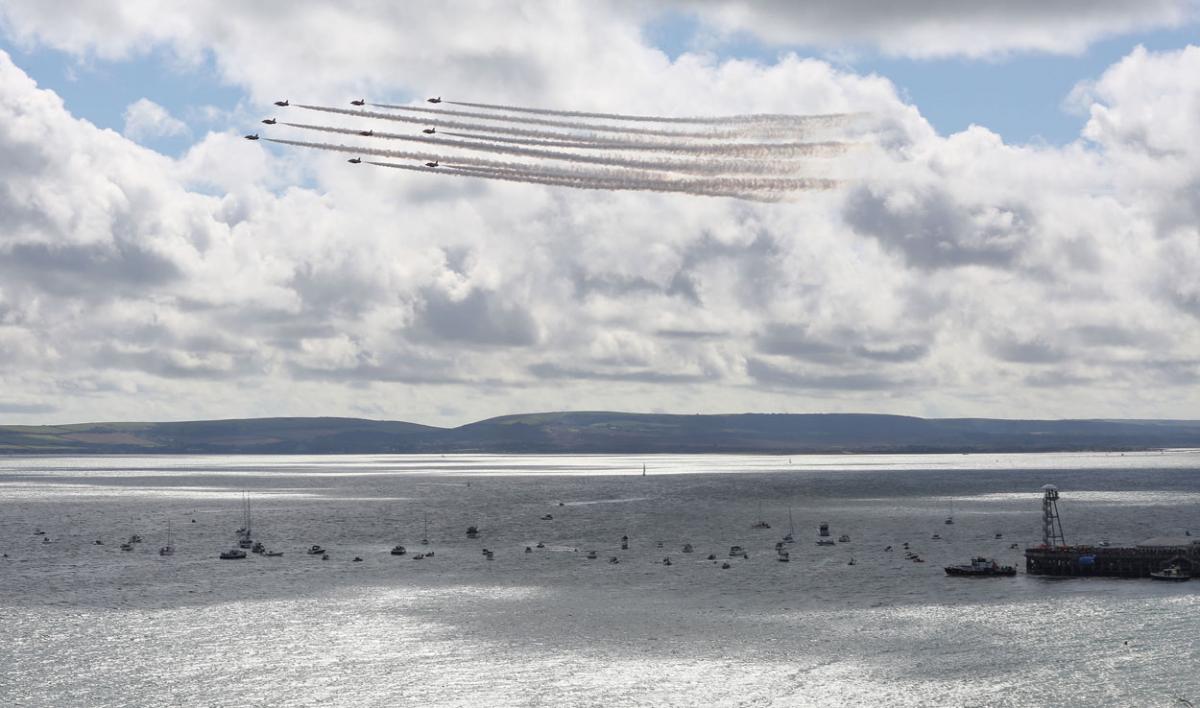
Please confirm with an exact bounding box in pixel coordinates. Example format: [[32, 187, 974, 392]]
[[158, 520, 175, 557]]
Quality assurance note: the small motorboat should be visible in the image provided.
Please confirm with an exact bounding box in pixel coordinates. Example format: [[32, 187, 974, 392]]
[[1150, 565, 1190, 582], [995, 533, 1003, 539], [525, 546, 533, 554], [1009, 543, 1020, 549], [945, 517, 954, 525], [586, 550, 598, 559], [931, 534, 942, 540], [536, 542, 545, 549], [729, 545, 744, 557], [751, 520, 771, 529], [848, 558, 856, 566], [944, 557, 1016, 577], [682, 543, 694, 553], [391, 545, 407, 556], [321, 553, 329, 560], [706, 554, 717, 561], [884, 545, 893, 552], [816, 539, 835, 547], [777, 551, 790, 562], [352, 557, 363, 562], [120, 542, 134, 552], [34, 529, 45, 535], [251, 541, 266, 554], [662, 557, 672, 566], [838, 535, 851, 543], [620, 535, 629, 550], [94, 540, 104, 545], [265, 550, 284, 557], [219, 548, 247, 560], [541, 514, 553, 521], [485, 550, 494, 560], [466, 526, 479, 539], [425, 551, 434, 557], [656, 541, 664, 549], [413, 553, 425, 560], [307, 545, 325, 555], [721, 562, 731, 569], [782, 533, 794, 544], [41, 537, 52, 544], [608, 557, 620, 564], [129, 535, 143, 544]]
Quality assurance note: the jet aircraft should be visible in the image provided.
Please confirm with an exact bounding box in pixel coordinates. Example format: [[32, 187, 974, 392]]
[[351, 99, 365, 106], [274, 100, 289, 107], [261, 118, 277, 125], [359, 129, 374, 137], [422, 127, 436, 134], [425, 160, 439, 167], [427, 96, 442, 103], [348, 157, 362, 164], [244, 134, 259, 140]]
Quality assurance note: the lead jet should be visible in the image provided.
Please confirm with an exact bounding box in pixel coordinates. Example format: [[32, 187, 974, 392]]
[[424, 160, 439, 168], [359, 129, 374, 137], [427, 96, 441, 103], [348, 157, 362, 164], [274, 99, 289, 107], [351, 99, 365, 106], [244, 133, 260, 140], [422, 127, 436, 134], [261, 118, 277, 125]]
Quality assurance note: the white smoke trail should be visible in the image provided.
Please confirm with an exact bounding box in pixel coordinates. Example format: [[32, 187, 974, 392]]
[[443, 98, 857, 126], [280, 121, 827, 176], [263, 137, 835, 199], [439, 130, 853, 158], [368, 102, 843, 140], [366, 160, 784, 202]]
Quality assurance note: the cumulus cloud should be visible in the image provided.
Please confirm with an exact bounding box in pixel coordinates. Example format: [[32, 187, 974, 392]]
[[672, 0, 1197, 58], [0, 4, 1198, 424], [122, 97, 189, 140]]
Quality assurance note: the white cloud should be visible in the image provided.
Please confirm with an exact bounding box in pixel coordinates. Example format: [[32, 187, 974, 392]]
[[122, 97, 189, 140], [672, 0, 1197, 58], [0, 4, 1197, 424]]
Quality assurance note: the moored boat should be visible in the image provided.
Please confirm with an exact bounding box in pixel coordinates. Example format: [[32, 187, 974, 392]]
[[1150, 565, 1190, 582], [219, 548, 247, 560], [944, 557, 1016, 577]]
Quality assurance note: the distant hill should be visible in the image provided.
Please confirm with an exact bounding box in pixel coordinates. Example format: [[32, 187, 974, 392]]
[[2, 412, 1200, 455]]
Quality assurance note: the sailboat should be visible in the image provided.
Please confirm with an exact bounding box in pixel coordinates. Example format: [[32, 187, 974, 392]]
[[158, 520, 175, 556], [782, 508, 796, 543], [238, 492, 254, 549], [751, 501, 770, 529], [421, 512, 430, 545]]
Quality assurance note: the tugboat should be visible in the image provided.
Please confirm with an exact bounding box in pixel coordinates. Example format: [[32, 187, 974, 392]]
[[944, 557, 1017, 577], [1150, 565, 1191, 582]]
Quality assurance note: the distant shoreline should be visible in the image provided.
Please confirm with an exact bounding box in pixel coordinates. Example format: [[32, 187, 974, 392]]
[[3, 412, 1200, 456]]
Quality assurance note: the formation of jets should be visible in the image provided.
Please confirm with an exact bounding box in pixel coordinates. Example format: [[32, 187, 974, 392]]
[[256, 98, 452, 170]]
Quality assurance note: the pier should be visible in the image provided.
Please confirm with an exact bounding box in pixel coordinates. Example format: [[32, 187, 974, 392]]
[[1024, 484, 1198, 577]]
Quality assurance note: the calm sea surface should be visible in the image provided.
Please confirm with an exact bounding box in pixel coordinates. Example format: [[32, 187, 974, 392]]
[[2, 451, 1198, 707]]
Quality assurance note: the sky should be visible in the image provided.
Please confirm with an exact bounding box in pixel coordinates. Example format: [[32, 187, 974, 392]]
[[0, 1, 1198, 426]]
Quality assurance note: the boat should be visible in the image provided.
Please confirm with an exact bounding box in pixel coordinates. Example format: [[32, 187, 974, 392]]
[[390, 545, 407, 556], [995, 533, 1003, 540], [464, 522, 477, 540], [818, 522, 830, 538], [777, 551, 790, 562], [848, 557, 856, 566], [720, 562, 731, 569], [265, 550, 284, 557], [352, 557, 363, 562], [237, 493, 254, 549], [945, 517, 954, 525], [931, 534, 942, 540], [816, 539, 835, 546], [621, 535, 629, 550], [944, 557, 1017, 577], [251, 541, 266, 554], [682, 543, 694, 553], [838, 534, 851, 543], [1150, 565, 1190, 582], [751, 502, 770, 529], [608, 557, 620, 564], [535, 542, 545, 549], [159, 520, 175, 557], [784, 508, 796, 543], [525, 546, 533, 553], [729, 545, 744, 557], [120, 542, 134, 551], [129, 534, 143, 544], [307, 545, 325, 555], [662, 557, 672, 566], [219, 548, 247, 560], [586, 550, 598, 559], [34, 528, 45, 535], [541, 514, 554, 521]]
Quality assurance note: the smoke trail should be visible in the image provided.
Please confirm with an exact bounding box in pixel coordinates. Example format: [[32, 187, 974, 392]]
[[439, 130, 853, 159], [266, 137, 834, 199], [366, 161, 784, 202], [369, 102, 845, 140], [279, 121, 828, 176], [298, 103, 843, 149], [443, 98, 858, 126]]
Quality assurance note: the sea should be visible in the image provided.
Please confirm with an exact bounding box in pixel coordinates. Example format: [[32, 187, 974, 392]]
[[1, 451, 1198, 707]]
